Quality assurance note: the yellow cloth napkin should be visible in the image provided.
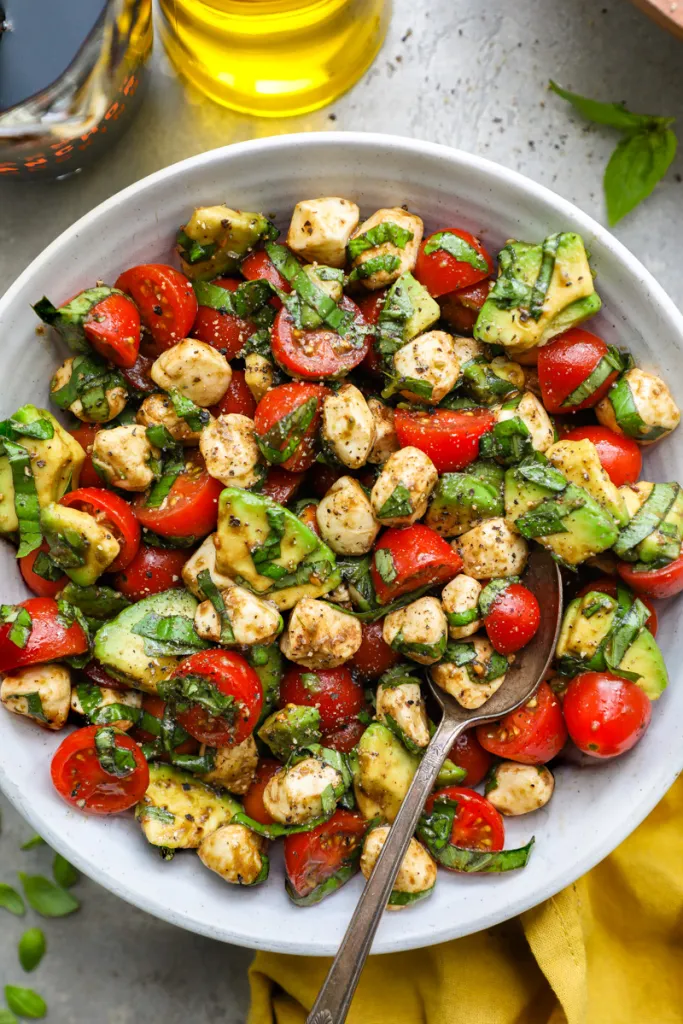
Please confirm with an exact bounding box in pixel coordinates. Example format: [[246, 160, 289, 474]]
[[249, 776, 683, 1024]]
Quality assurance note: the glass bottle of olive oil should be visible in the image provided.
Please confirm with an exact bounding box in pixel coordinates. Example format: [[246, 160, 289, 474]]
[[157, 0, 391, 117]]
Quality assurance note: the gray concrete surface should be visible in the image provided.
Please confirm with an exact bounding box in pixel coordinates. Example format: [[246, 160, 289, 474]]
[[1, 0, 682, 1019]]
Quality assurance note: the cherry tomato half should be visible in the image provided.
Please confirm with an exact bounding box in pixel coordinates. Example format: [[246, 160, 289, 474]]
[[210, 369, 257, 419], [425, 786, 504, 853], [192, 277, 257, 359], [484, 583, 541, 655], [415, 228, 493, 298], [133, 451, 223, 539], [120, 352, 156, 395], [439, 278, 491, 335], [284, 809, 367, 900], [254, 383, 328, 473], [60, 487, 141, 573], [394, 408, 495, 474], [51, 725, 149, 814], [563, 672, 652, 759], [348, 620, 401, 681], [115, 264, 198, 350], [563, 425, 642, 487], [537, 328, 620, 414], [447, 732, 492, 787], [83, 659, 131, 692], [0, 597, 88, 672], [241, 250, 290, 309], [357, 289, 387, 377], [477, 681, 567, 765], [261, 467, 306, 506], [113, 544, 188, 602], [173, 650, 262, 747], [371, 524, 463, 605], [271, 295, 370, 379], [242, 758, 282, 824], [577, 578, 657, 637], [298, 502, 321, 536], [616, 553, 683, 600], [321, 717, 367, 754], [68, 423, 102, 489], [19, 543, 67, 598], [278, 665, 364, 732], [83, 292, 141, 368]]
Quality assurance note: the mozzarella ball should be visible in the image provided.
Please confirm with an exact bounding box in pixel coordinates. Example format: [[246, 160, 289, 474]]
[[286, 197, 360, 268], [392, 330, 461, 404], [198, 823, 266, 885], [321, 384, 376, 469], [360, 827, 437, 910], [596, 368, 680, 445], [497, 391, 554, 452], [441, 575, 482, 640], [263, 757, 342, 825], [371, 446, 438, 526], [199, 413, 262, 488], [1, 664, 71, 730], [325, 583, 353, 609], [430, 636, 507, 709], [281, 598, 362, 669], [244, 353, 273, 403], [316, 476, 380, 556], [151, 338, 232, 407], [92, 424, 158, 492], [486, 763, 555, 816], [376, 680, 430, 749], [194, 585, 282, 646], [137, 392, 207, 445], [350, 208, 423, 290], [182, 534, 234, 597], [51, 358, 127, 423], [367, 399, 400, 464], [202, 735, 259, 795], [70, 685, 142, 731], [456, 518, 528, 579], [383, 596, 448, 666]]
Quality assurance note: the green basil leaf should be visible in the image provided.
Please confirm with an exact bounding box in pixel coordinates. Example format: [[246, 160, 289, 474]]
[[95, 727, 136, 778], [57, 582, 130, 620], [20, 837, 44, 851], [131, 612, 210, 656], [196, 568, 236, 644], [176, 230, 216, 265], [3, 417, 54, 441], [19, 874, 79, 918], [0, 1009, 17, 1024], [158, 674, 237, 722], [4, 986, 46, 1020], [604, 128, 677, 225], [377, 663, 423, 689], [231, 810, 332, 840], [374, 548, 397, 585], [0, 606, 33, 649], [0, 884, 25, 917], [52, 854, 79, 889], [255, 396, 318, 465], [549, 80, 668, 131], [478, 576, 519, 619], [346, 253, 401, 283], [3, 440, 42, 558], [145, 442, 186, 509], [29, 552, 63, 583], [377, 483, 413, 520], [168, 388, 210, 433], [423, 231, 487, 271], [381, 374, 434, 401], [136, 805, 176, 825], [528, 233, 560, 320], [348, 221, 413, 260], [18, 929, 46, 972]]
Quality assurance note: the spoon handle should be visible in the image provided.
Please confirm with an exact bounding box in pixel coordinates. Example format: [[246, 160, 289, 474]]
[[306, 715, 469, 1024]]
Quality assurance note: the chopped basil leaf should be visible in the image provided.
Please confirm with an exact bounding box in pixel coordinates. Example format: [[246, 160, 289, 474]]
[[197, 568, 235, 645], [1, 440, 42, 557], [30, 551, 63, 582], [145, 439, 186, 509], [168, 388, 210, 433], [0, 606, 33, 649], [347, 221, 414, 260], [423, 231, 488, 271], [378, 663, 423, 689], [18, 927, 46, 972], [158, 674, 237, 722], [0, 883, 25, 917], [137, 805, 175, 824], [479, 417, 531, 465], [381, 374, 434, 401], [377, 483, 413, 520], [58, 582, 130, 620], [374, 549, 397, 585], [131, 613, 210, 656], [478, 577, 519, 619], [140, 528, 197, 550], [95, 727, 136, 778], [515, 453, 567, 492], [346, 253, 400, 283], [390, 629, 447, 662], [255, 397, 318, 465], [4, 986, 47, 1020], [301, 672, 321, 693], [232, 810, 332, 840], [19, 873, 79, 918], [176, 229, 217, 265], [320, 784, 337, 815]]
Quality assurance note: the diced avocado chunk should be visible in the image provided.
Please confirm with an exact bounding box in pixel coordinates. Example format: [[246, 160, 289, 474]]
[[214, 488, 340, 610], [393, 272, 441, 342], [556, 592, 617, 667], [474, 234, 600, 350], [615, 482, 683, 567], [94, 588, 199, 693], [546, 439, 628, 527], [426, 460, 505, 537], [0, 406, 85, 535], [353, 722, 419, 822], [41, 503, 120, 586], [136, 763, 241, 850], [619, 628, 668, 699], [178, 205, 277, 280], [248, 643, 283, 725], [258, 704, 322, 760]]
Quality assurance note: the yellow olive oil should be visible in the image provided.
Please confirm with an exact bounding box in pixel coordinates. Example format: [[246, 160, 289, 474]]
[[158, 0, 391, 117]]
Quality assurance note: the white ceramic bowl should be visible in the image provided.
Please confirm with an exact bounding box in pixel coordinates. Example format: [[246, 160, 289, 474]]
[[1, 133, 682, 956]]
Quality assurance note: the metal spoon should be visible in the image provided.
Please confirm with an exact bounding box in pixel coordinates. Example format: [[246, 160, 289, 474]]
[[307, 545, 563, 1024]]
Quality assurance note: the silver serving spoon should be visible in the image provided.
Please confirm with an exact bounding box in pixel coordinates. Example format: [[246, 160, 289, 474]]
[[307, 545, 563, 1024]]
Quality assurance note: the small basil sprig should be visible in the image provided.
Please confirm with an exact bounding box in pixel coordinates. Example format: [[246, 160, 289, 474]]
[[4, 986, 46, 1020], [18, 874, 79, 918], [549, 81, 677, 225], [18, 929, 46, 972]]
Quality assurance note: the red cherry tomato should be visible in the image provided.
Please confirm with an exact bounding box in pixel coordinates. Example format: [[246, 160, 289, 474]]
[[192, 277, 257, 359], [563, 672, 652, 759], [173, 650, 262, 747], [415, 229, 493, 298], [133, 451, 223, 539], [356, 289, 387, 377], [113, 545, 188, 601], [310, 465, 344, 499], [348, 620, 401, 681], [51, 725, 149, 814], [577, 577, 657, 637], [241, 250, 290, 309], [284, 809, 367, 900], [322, 718, 367, 753], [83, 659, 131, 692], [115, 264, 198, 350], [298, 502, 321, 536], [261, 467, 306, 505], [254, 383, 328, 472], [371, 524, 463, 605], [0, 597, 88, 672], [68, 423, 102, 489], [271, 296, 370, 379], [477, 681, 567, 765], [60, 487, 141, 572], [483, 582, 541, 655], [130, 694, 199, 755], [19, 543, 67, 598], [537, 328, 620, 413], [210, 369, 257, 418], [120, 352, 156, 395], [562, 424, 642, 487], [394, 408, 495, 474], [83, 292, 141, 369], [616, 553, 683, 600], [439, 278, 491, 334], [447, 732, 492, 787], [425, 786, 504, 852], [242, 758, 282, 824], [278, 665, 364, 732]]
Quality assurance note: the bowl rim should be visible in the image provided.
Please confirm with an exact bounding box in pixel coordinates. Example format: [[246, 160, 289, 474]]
[[2, 131, 683, 955]]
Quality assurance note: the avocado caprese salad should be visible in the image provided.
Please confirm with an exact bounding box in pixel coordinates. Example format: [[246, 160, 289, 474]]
[[0, 196, 679, 909]]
